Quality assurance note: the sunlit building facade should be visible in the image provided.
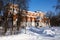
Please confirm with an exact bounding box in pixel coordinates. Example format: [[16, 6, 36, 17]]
[[4, 3, 50, 28], [21, 10, 50, 27]]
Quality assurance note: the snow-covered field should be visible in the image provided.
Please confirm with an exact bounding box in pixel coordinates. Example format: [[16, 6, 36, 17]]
[[0, 27, 60, 40]]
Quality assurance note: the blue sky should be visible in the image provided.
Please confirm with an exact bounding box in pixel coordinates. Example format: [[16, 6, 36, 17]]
[[29, 0, 57, 12]]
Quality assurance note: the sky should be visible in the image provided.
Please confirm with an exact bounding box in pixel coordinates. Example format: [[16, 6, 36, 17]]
[[29, 0, 57, 12]]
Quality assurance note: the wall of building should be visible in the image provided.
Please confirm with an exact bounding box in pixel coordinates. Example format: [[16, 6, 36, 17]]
[[4, 3, 50, 28], [21, 11, 50, 27]]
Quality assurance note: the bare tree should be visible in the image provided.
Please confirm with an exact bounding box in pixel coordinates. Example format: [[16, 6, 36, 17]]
[[16, 0, 29, 31], [2, 0, 29, 34], [46, 11, 54, 26], [46, 11, 54, 19], [0, 0, 3, 15], [53, 0, 60, 26], [54, 0, 60, 16]]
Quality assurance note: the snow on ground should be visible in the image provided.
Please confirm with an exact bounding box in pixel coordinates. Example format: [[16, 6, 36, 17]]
[[0, 27, 60, 40], [0, 34, 38, 40]]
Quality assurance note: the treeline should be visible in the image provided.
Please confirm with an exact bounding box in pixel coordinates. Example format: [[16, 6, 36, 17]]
[[46, 0, 60, 26], [50, 15, 60, 26], [46, 11, 60, 26]]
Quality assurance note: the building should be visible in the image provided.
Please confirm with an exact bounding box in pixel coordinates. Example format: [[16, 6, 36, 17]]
[[4, 3, 50, 28], [21, 10, 50, 27]]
